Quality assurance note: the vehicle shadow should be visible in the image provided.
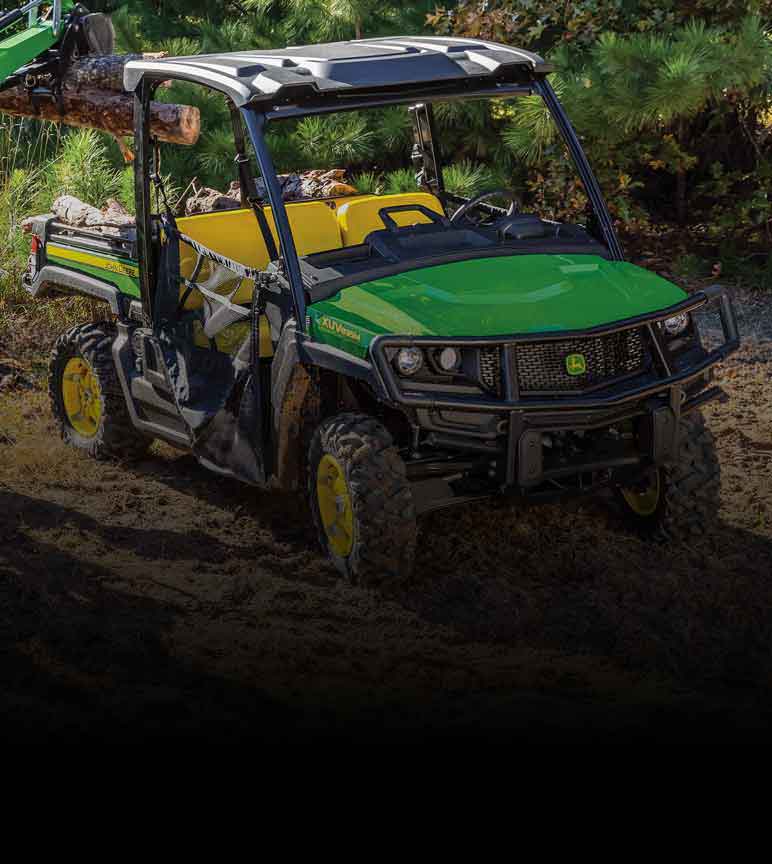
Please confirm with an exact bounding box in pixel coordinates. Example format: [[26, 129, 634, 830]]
[[19, 443, 772, 726], [126, 450, 319, 549], [403, 496, 772, 717], [5, 469, 772, 728], [0, 491, 298, 735], [127, 449, 772, 704]]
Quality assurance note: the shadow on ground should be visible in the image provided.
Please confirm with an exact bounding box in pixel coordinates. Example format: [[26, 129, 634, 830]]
[[3, 446, 772, 732]]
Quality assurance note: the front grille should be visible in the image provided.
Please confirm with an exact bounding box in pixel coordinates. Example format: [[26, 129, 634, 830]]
[[515, 327, 648, 394], [479, 346, 502, 395]]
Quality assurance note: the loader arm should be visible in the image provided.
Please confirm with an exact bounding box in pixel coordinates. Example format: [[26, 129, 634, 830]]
[[0, 1, 112, 95], [0, 1, 72, 86]]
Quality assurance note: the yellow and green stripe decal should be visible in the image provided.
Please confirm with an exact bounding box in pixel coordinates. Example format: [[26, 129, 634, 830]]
[[47, 244, 141, 298]]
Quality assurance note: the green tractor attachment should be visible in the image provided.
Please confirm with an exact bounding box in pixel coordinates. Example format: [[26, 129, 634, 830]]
[[0, 1, 113, 97]]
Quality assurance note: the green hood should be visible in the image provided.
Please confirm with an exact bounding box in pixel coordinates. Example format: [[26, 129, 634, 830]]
[[308, 254, 687, 358]]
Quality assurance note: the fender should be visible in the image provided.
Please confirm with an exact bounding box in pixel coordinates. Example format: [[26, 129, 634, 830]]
[[299, 338, 383, 390], [270, 323, 387, 490], [26, 265, 126, 318], [270, 324, 317, 491]]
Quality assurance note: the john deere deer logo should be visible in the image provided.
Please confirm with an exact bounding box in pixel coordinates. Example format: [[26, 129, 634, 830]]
[[565, 353, 587, 376]]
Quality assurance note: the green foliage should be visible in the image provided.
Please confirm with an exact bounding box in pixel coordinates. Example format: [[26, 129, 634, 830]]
[[672, 252, 706, 279], [443, 160, 494, 197], [428, 0, 629, 51], [498, 14, 772, 233], [383, 168, 417, 194], [351, 171, 382, 194], [40, 130, 123, 207], [430, 1, 772, 52], [295, 114, 376, 167], [199, 127, 240, 189], [375, 108, 413, 153], [118, 166, 136, 214], [264, 126, 305, 174], [719, 252, 772, 291], [245, 0, 432, 42], [0, 121, 130, 307]]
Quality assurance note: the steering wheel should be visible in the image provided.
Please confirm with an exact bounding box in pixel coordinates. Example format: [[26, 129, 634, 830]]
[[450, 188, 521, 225]]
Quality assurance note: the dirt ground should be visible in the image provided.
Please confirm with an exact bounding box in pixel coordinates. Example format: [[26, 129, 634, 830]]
[[2, 287, 772, 733]]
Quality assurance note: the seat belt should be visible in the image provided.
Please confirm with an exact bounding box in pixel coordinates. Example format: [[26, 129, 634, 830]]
[[231, 108, 279, 262]]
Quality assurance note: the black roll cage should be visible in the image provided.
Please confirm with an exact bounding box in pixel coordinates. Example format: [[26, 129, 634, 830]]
[[132, 75, 623, 335]]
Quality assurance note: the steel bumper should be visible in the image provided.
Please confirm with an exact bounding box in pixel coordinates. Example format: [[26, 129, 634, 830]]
[[372, 284, 740, 492]]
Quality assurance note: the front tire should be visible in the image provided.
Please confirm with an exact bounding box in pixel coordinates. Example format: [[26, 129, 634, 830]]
[[308, 413, 417, 588], [615, 409, 720, 541], [49, 322, 151, 461]]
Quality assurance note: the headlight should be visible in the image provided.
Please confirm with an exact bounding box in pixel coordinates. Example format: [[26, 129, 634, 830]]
[[436, 346, 461, 373], [395, 347, 424, 376], [661, 313, 690, 337]]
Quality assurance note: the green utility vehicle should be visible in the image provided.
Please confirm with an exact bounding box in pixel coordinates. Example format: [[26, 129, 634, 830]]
[[24, 37, 740, 585]]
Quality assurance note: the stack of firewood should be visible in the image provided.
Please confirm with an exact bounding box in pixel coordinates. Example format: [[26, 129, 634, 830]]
[[183, 170, 359, 215], [20, 195, 137, 238], [21, 169, 360, 237]]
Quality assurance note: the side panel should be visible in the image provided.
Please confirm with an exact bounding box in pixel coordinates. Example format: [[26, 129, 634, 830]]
[[45, 245, 141, 298]]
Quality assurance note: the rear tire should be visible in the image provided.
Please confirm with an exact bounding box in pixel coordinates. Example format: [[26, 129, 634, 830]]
[[49, 322, 151, 461], [615, 409, 720, 541], [308, 412, 417, 589]]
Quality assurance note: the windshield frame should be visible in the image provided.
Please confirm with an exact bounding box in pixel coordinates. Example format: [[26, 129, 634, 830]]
[[242, 78, 623, 335]]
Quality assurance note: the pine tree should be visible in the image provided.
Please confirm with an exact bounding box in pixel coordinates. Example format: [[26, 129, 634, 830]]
[[503, 16, 772, 224]]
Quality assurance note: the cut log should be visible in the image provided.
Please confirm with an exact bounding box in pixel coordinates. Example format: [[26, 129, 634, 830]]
[[0, 85, 200, 147], [22, 195, 136, 238], [52, 195, 136, 231], [61, 52, 168, 94]]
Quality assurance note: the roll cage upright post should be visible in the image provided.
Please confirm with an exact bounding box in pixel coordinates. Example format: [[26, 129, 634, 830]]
[[534, 78, 624, 261], [133, 77, 156, 320], [409, 102, 445, 200], [242, 108, 308, 331]]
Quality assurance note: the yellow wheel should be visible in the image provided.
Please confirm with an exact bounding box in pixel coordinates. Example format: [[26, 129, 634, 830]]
[[49, 322, 150, 460], [308, 413, 416, 588], [316, 454, 355, 558], [614, 411, 720, 540], [620, 468, 661, 517], [61, 356, 103, 439]]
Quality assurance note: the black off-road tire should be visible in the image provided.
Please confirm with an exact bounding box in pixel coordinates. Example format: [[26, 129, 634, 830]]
[[616, 409, 720, 541], [49, 322, 151, 460], [308, 412, 417, 589]]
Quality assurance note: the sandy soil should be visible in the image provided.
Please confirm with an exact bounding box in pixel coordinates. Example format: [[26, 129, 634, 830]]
[[1, 290, 772, 733]]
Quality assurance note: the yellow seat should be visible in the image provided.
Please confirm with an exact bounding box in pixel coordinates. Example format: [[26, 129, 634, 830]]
[[174, 201, 341, 357], [335, 192, 445, 246], [176, 199, 345, 302], [172, 193, 445, 354]]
